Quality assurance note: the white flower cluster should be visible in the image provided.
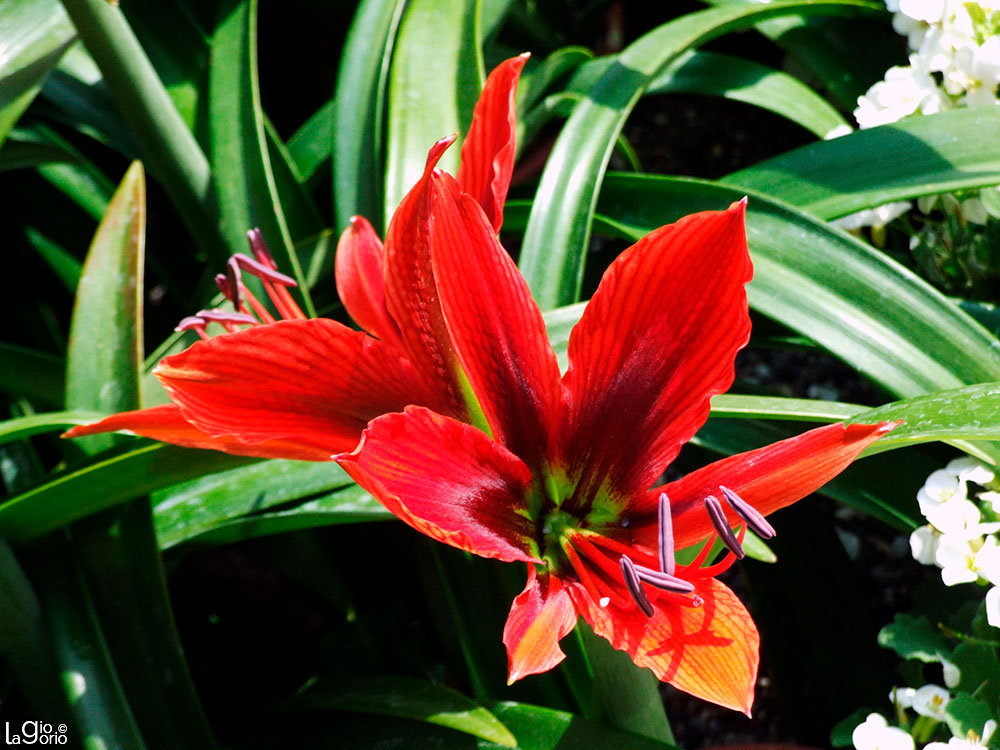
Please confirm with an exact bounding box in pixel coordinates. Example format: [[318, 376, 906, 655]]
[[853, 706, 995, 750], [909, 458, 1000, 626], [835, 0, 1000, 230]]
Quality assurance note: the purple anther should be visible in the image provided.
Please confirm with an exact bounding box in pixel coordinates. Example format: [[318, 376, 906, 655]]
[[657, 492, 675, 576], [226, 256, 244, 307], [231, 253, 298, 288], [633, 564, 695, 595], [720, 486, 776, 539], [246, 228, 275, 266], [195, 309, 259, 326], [175, 315, 207, 332], [704, 495, 745, 560], [619, 555, 654, 617]]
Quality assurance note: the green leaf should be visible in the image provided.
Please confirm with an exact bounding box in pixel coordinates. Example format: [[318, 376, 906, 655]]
[[0, 343, 64, 409], [593, 176, 1000, 399], [649, 49, 848, 138], [487, 700, 679, 749], [58, 0, 232, 261], [152, 459, 358, 547], [333, 0, 407, 232], [517, 0, 882, 310], [25, 227, 82, 292], [0, 445, 256, 544], [952, 642, 1000, 714], [288, 98, 334, 182], [0, 411, 103, 445], [298, 675, 518, 747], [877, 613, 951, 663], [725, 108, 1000, 219], [208, 0, 314, 314], [0, 0, 76, 146], [944, 692, 994, 742], [65, 161, 145, 444], [383, 0, 482, 227]]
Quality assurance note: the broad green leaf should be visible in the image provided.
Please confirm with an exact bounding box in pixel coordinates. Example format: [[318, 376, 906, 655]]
[[724, 108, 1000, 219], [649, 49, 848, 138], [65, 161, 145, 444], [208, 0, 314, 314], [334, 0, 407, 232], [593, 176, 1000, 399], [517, 0, 882, 310], [298, 675, 517, 747], [877, 613, 950, 663], [487, 701, 678, 750], [952, 642, 1000, 715], [152, 459, 357, 547], [27, 536, 146, 749], [0, 0, 76, 146], [58, 0, 232, 262], [578, 624, 673, 744], [944, 693, 994, 742], [165, 484, 390, 548], [0, 343, 64, 408], [711, 394, 861, 421], [384, 0, 483, 227], [0, 444, 255, 542], [288, 98, 334, 182]]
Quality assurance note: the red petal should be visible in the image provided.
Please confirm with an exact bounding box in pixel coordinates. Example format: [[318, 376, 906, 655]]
[[337, 406, 541, 564], [63, 404, 333, 461], [649, 421, 897, 550], [335, 215, 402, 347], [560, 203, 752, 507], [572, 576, 759, 715], [504, 566, 578, 682], [383, 137, 471, 420], [155, 318, 424, 455], [457, 54, 528, 232], [428, 171, 562, 471]]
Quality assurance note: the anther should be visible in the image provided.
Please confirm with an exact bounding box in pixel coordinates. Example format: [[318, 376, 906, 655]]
[[195, 309, 259, 326], [657, 493, 675, 575], [232, 253, 298, 287], [619, 555, 654, 617], [226, 256, 244, 307], [246, 228, 275, 268], [704, 495, 745, 560], [633, 564, 695, 594], [719, 486, 776, 539], [175, 315, 206, 333]]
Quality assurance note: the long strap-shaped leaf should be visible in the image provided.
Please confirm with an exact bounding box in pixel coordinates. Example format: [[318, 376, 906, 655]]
[[592, 176, 1000, 397], [723, 108, 1000, 218], [208, 0, 314, 314], [517, 0, 881, 310], [58, 0, 233, 263]]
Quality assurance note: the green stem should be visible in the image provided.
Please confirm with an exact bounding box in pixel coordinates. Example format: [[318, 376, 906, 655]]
[[579, 622, 675, 745], [57, 0, 234, 261]]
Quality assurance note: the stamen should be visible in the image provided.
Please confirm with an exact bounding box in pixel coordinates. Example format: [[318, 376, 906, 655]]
[[704, 495, 745, 560], [658, 493, 675, 575], [231, 253, 298, 287], [226, 257, 244, 307], [246, 228, 276, 268], [720, 486, 776, 539], [633, 564, 695, 594], [692, 525, 748, 578], [195, 309, 259, 326], [619, 555, 654, 617], [175, 315, 209, 341]]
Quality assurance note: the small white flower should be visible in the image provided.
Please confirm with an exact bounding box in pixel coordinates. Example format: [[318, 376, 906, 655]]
[[922, 468, 969, 504], [974, 535, 1000, 585], [986, 586, 1000, 628], [923, 497, 980, 536], [910, 525, 940, 565], [926, 719, 998, 749], [942, 658, 961, 688], [979, 490, 1000, 514], [946, 458, 995, 486], [911, 683, 951, 719], [834, 202, 912, 230], [889, 685, 917, 708], [936, 535, 982, 584], [898, 0, 946, 23], [853, 713, 915, 750], [854, 58, 950, 129]]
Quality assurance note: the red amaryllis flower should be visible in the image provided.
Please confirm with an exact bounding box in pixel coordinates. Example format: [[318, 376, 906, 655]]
[[64, 54, 529, 458], [334, 140, 896, 713]]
